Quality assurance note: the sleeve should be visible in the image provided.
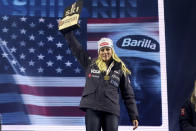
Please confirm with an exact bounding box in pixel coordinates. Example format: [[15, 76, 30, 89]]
[[119, 73, 139, 121], [64, 31, 92, 70], [179, 100, 196, 131]]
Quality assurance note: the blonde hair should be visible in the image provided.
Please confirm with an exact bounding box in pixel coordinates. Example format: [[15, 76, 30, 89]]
[[95, 49, 131, 75], [190, 81, 196, 112]]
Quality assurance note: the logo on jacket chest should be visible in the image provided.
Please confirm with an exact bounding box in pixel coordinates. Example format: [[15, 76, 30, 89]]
[[88, 69, 100, 78], [91, 69, 100, 74]]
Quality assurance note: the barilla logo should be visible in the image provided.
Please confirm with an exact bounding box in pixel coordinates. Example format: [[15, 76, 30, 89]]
[[100, 42, 109, 47], [117, 35, 159, 52]]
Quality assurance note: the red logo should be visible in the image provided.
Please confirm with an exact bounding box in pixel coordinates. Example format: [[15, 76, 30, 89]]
[[181, 108, 185, 116], [100, 42, 109, 47], [88, 73, 91, 78]]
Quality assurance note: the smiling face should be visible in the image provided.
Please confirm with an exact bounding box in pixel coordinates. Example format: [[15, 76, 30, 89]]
[[99, 47, 113, 62]]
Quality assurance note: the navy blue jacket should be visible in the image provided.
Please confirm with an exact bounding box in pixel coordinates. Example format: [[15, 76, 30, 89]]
[[65, 32, 139, 121], [179, 99, 196, 131]]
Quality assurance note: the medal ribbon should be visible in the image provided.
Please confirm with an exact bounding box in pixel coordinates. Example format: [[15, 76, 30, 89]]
[[105, 61, 114, 76]]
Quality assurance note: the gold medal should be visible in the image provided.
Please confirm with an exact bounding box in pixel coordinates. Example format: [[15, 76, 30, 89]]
[[104, 75, 110, 80], [104, 61, 114, 81]]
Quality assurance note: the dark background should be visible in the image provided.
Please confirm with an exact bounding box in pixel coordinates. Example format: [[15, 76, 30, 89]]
[[164, 0, 196, 131]]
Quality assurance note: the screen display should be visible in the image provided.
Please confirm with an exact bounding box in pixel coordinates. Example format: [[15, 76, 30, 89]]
[[0, 0, 168, 130]]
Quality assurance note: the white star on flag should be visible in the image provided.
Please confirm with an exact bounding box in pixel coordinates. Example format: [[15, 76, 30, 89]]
[[56, 55, 63, 61], [39, 18, 45, 23], [38, 41, 45, 47], [20, 53, 26, 59], [74, 67, 81, 73], [38, 30, 44, 35], [47, 23, 54, 29], [20, 17, 27, 22], [29, 22, 35, 28], [11, 60, 17, 65], [65, 61, 72, 67], [20, 41, 26, 46], [47, 61, 54, 67], [29, 60, 35, 66], [20, 29, 26, 34], [2, 27, 8, 33], [11, 22, 17, 27], [29, 35, 35, 40], [2, 52, 8, 57], [56, 42, 63, 48], [29, 48, 36, 53], [2, 40, 8, 46], [38, 67, 44, 73], [19, 67, 26, 73], [11, 34, 17, 39], [47, 49, 53, 54], [10, 47, 17, 53], [47, 36, 54, 41], [56, 67, 63, 74], [2, 15, 9, 21], [37, 54, 45, 60]]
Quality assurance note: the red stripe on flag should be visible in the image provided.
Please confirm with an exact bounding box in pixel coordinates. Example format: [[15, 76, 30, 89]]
[[88, 17, 158, 23], [87, 33, 113, 41], [19, 85, 83, 96], [26, 104, 85, 116], [88, 50, 98, 58]]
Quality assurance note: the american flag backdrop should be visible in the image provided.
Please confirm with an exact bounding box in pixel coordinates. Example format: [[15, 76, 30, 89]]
[[0, 0, 169, 130], [0, 15, 165, 127], [0, 15, 87, 125]]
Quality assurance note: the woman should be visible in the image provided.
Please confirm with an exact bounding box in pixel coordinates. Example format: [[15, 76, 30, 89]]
[[64, 31, 139, 131], [179, 81, 196, 131]]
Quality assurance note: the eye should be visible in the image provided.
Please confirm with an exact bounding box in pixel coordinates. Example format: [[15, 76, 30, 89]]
[[106, 48, 110, 51], [100, 49, 105, 52]]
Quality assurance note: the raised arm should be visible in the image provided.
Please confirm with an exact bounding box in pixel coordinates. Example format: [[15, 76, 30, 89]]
[[64, 31, 92, 70]]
